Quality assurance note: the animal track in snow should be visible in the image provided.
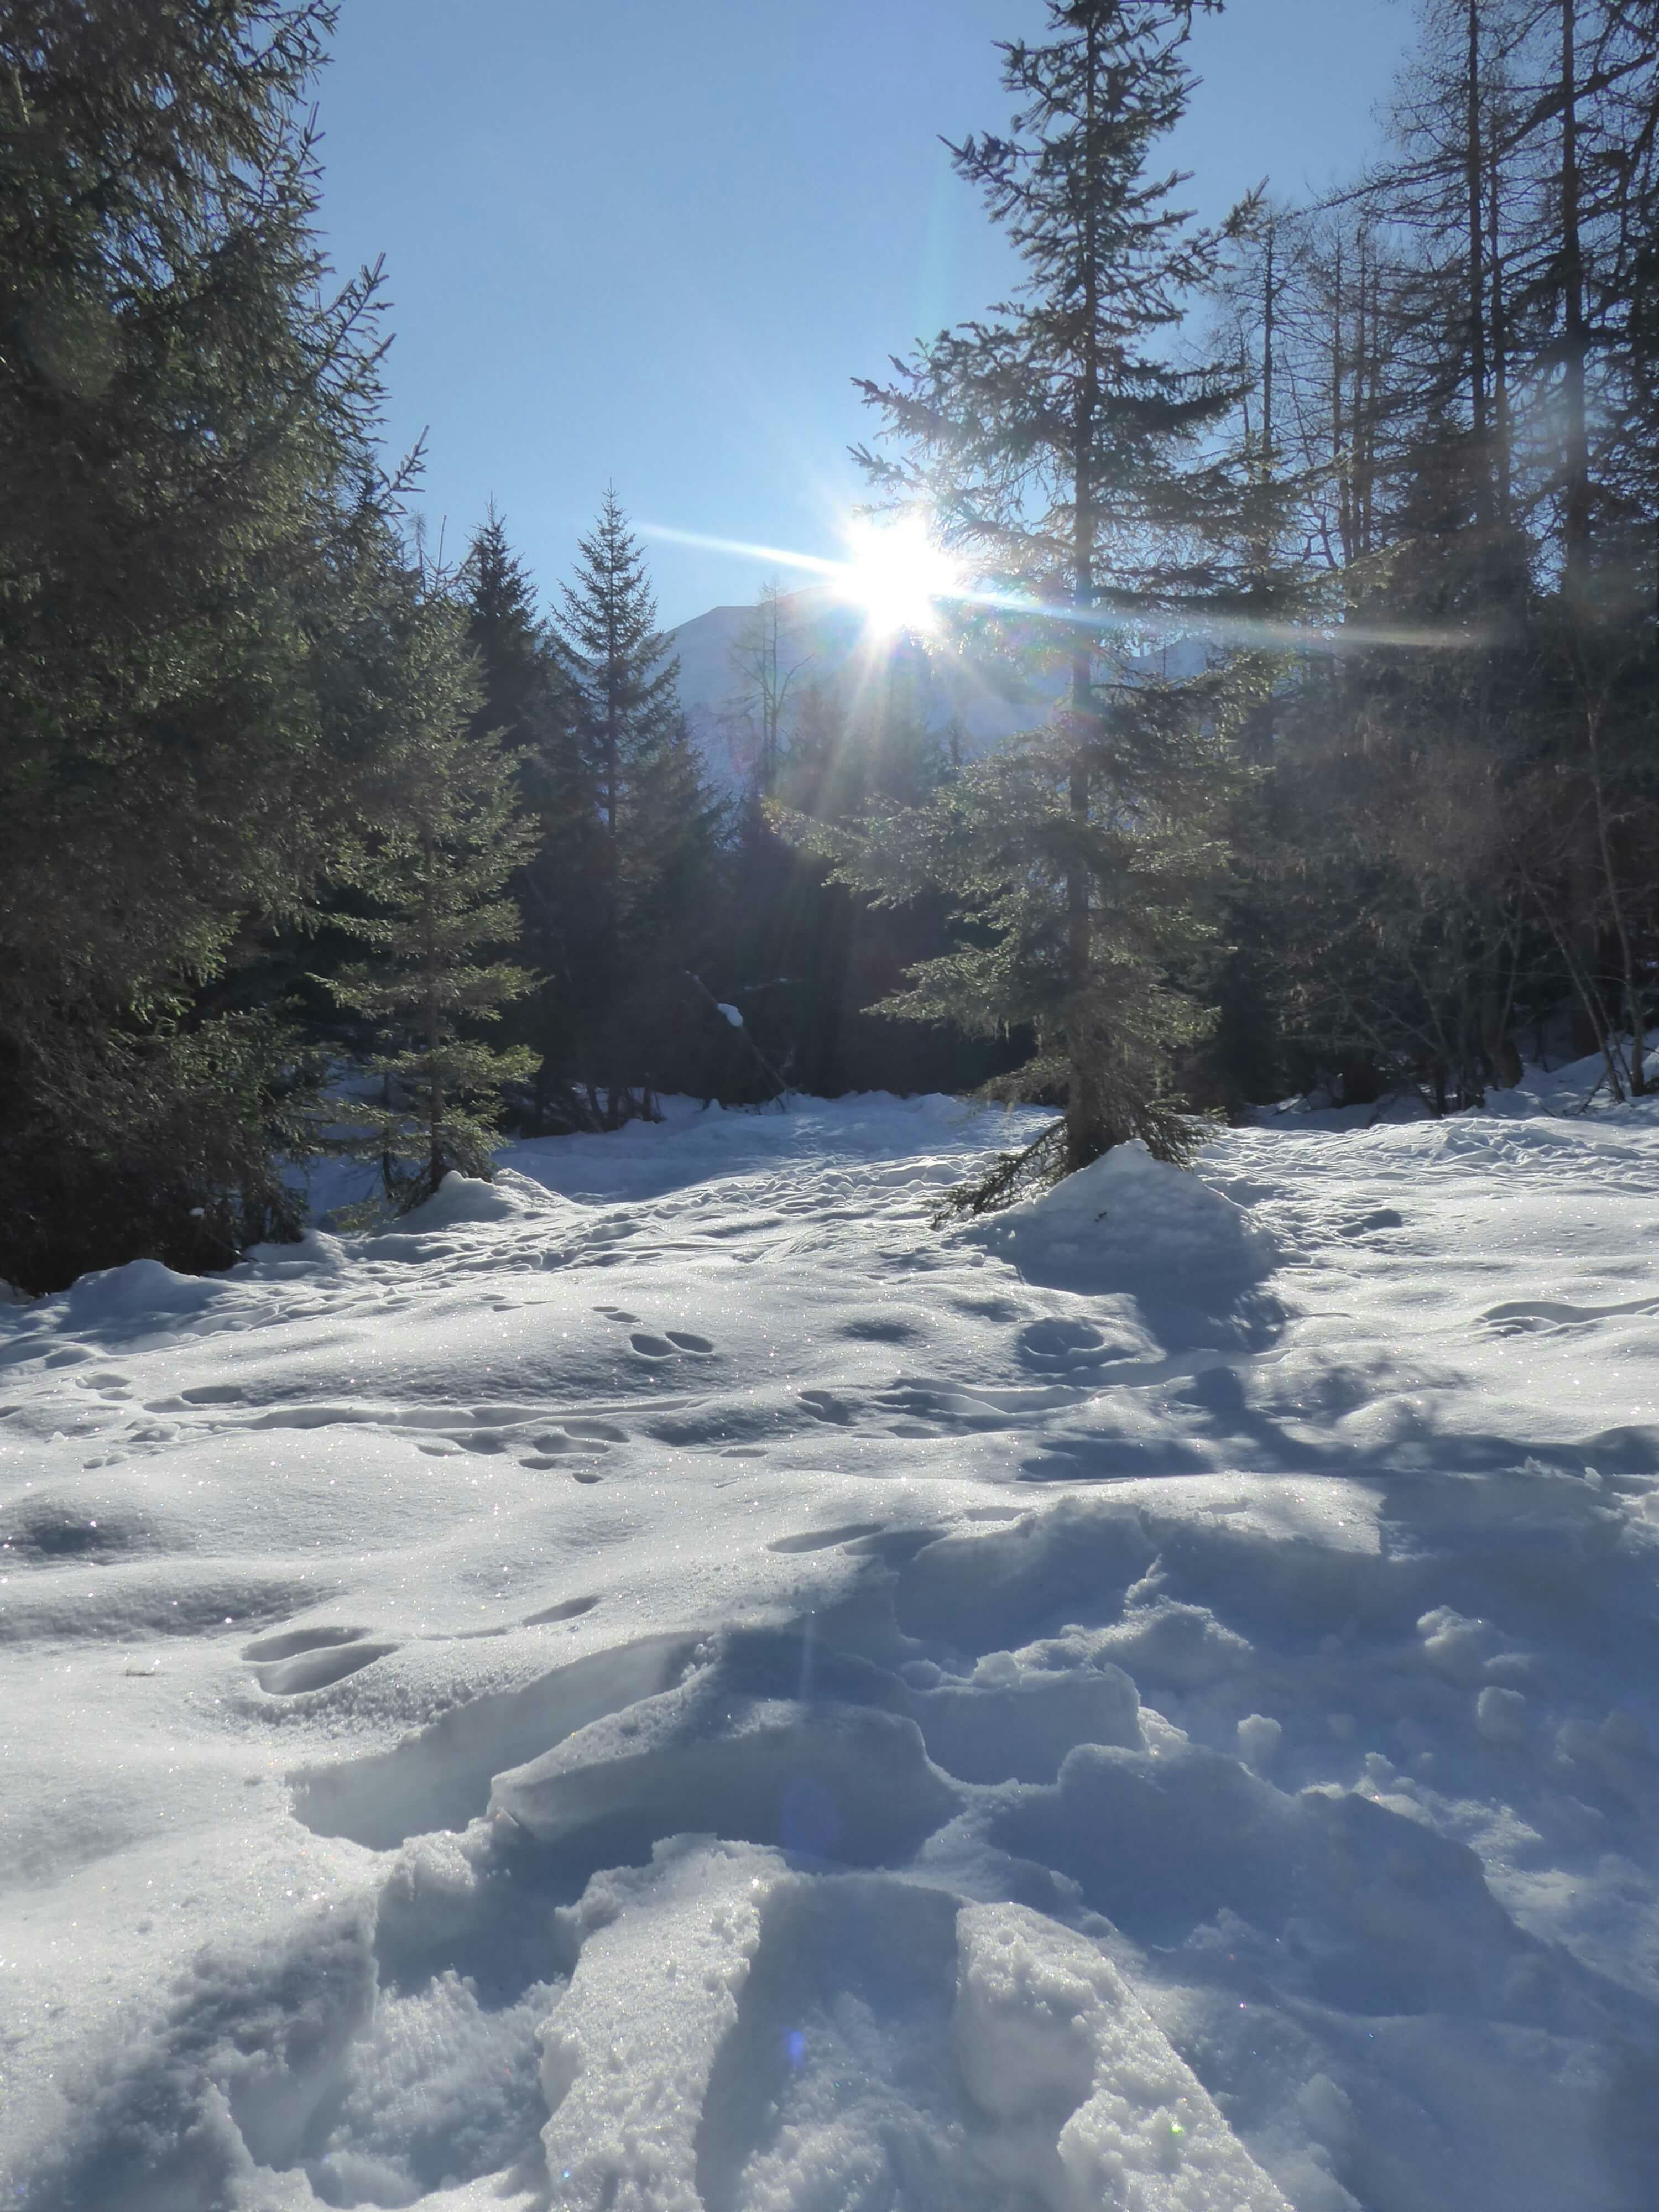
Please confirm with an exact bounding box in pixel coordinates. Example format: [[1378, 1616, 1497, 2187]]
[[628, 1329, 717, 1360]]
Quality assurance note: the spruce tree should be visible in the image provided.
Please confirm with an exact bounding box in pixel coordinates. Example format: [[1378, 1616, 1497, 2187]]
[[549, 491, 720, 1121], [465, 505, 562, 754], [457, 509, 602, 1129], [846, 0, 1262, 1184], [552, 488, 683, 848], [0, 0, 427, 1287], [325, 591, 538, 1211]]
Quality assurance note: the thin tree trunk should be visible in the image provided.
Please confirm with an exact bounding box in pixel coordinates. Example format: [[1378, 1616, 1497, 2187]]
[[422, 837, 444, 1191], [1466, 0, 1491, 522], [1585, 696, 1647, 1091], [1561, 0, 1592, 603], [1332, 239, 1355, 590], [1262, 221, 1276, 480], [1490, 138, 1512, 527]]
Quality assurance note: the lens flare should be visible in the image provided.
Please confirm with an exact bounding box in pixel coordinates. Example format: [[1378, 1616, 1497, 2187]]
[[638, 521, 1484, 655], [836, 518, 962, 636]]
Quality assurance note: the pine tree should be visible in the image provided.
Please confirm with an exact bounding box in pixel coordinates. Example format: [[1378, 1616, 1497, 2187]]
[[846, 0, 1264, 1184], [325, 591, 538, 1211]]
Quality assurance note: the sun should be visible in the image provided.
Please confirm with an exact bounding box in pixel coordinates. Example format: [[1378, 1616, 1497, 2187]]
[[837, 518, 961, 637]]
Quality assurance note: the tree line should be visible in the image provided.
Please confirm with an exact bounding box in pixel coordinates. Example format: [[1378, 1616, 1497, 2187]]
[[4, 0, 1656, 1291]]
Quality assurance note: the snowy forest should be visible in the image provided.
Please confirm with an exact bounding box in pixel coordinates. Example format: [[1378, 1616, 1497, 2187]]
[[12, 9, 1659, 2212], [4, 0, 1658, 1292]]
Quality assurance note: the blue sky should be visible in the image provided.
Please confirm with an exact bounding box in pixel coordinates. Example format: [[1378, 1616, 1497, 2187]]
[[315, 0, 1415, 629]]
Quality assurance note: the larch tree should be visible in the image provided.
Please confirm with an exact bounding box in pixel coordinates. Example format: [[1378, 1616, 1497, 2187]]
[[725, 576, 813, 799], [842, 0, 1269, 1188]]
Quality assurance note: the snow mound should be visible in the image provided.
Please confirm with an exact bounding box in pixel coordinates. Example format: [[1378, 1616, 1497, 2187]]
[[63, 1255, 229, 1327], [243, 1228, 348, 1277], [964, 1140, 1277, 1300], [385, 1167, 566, 1234]]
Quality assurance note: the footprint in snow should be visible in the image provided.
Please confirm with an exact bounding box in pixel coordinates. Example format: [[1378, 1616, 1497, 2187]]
[[798, 1389, 854, 1426], [1018, 1317, 1108, 1368], [81, 1370, 134, 1399], [241, 1624, 370, 1662], [523, 1595, 601, 1626], [242, 1622, 401, 1693], [1481, 1291, 1659, 1336], [252, 1640, 401, 1697], [768, 1522, 886, 1554]]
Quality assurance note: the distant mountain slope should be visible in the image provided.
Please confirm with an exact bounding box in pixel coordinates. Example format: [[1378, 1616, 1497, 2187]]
[[668, 583, 1213, 795], [667, 585, 1044, 794]]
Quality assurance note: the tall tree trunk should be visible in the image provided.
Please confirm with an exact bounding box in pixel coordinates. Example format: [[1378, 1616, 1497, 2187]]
[[1262, 220, 1276, 482], [1561, 0, 1592, 603], [1332, 239, 1355, 587], [1466, 0, 1491, 521], [422, 838, 445, 1192], [1066, 14, 1103, 1176], [1489, 137, 1512, 528]]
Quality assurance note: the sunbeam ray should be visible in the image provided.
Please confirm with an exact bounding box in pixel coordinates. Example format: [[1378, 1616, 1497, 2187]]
[[641, 523, 1486, 656]]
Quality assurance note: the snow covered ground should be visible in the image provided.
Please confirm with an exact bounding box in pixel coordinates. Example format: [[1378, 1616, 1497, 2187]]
[[4, 1068, 1659, 2210]]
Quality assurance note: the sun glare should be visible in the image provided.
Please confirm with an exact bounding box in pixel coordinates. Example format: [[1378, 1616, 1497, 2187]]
[[837, 519, 961, 636]]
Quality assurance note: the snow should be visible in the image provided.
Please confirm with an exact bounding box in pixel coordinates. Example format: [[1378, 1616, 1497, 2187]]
[[4, 1068, 1659, 2209]]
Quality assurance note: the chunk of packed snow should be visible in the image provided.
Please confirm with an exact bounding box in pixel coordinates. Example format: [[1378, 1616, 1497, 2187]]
[[955, 1903, 1293, 2210]]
